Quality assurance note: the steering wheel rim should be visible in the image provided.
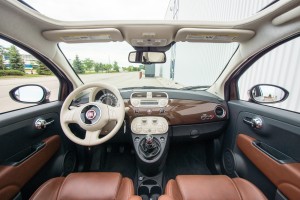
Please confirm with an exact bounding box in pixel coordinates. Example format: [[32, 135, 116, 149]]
[[60, 82, 125, 146]]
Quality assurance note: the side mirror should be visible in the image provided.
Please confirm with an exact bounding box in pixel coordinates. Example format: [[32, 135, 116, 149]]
[[248, 84, 289, 104], [9, 84, 51, 104], [128, 51, 166, 64]]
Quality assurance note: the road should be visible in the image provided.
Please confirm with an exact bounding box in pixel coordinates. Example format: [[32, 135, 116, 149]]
[[0, 72, 177, 113]]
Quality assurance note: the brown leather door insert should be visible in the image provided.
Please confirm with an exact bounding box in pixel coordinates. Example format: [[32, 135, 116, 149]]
[[0, 135, 61, 200], [237, 134, 300, 200]]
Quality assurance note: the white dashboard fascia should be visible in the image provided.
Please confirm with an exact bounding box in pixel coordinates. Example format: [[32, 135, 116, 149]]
[[130, 91, 169, 108], [131, 116, 169, 135]]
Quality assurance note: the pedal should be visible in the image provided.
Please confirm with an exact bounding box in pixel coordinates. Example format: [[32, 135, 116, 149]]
[[107, 145, 112, 153], [119, 146, 125, 153]]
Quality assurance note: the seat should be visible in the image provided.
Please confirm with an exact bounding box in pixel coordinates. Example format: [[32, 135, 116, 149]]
[[159, 175, 267, 200], [30, 172, 141, 200]]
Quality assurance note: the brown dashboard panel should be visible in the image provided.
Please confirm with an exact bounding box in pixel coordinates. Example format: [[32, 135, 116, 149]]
[[237, 134, 300, 200], [125, 99, 227, 125], [0, 135, 61, 200]]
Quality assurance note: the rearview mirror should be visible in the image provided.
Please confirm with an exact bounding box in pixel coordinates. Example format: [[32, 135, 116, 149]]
[[9, 84, 51, 104], [128, 51, 166, 64], [249, 84, 289, 104]]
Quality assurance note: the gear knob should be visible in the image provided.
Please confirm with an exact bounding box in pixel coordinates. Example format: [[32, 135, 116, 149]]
[[145, 134, 154, 144]]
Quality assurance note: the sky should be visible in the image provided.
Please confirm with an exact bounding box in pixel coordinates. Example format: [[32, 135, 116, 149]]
[[24, 0, 171, 21], [60, 42, 139, 67]]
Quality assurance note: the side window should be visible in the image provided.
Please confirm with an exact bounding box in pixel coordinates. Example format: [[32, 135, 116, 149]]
[[238, 36, 300, 113], [0, 38, 59, 113]]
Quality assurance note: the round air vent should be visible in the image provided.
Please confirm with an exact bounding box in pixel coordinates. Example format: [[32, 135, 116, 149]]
[[215, 106, 226, 118]]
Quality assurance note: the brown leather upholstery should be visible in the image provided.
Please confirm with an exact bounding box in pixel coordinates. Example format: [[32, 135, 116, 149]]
[[0, 136, 60, 200], [237, 134, 300, 199], [30, 172, 141, 200], [160, 175, 267, 200]]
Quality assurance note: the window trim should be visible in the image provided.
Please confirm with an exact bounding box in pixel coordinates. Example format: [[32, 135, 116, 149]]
[[0, 34, 73, 113], [224, 32, 300, 102]]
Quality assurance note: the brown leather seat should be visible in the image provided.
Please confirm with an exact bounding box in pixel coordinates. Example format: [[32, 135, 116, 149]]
[[30, 172, 141, 200], [159, 175, 267, 200]]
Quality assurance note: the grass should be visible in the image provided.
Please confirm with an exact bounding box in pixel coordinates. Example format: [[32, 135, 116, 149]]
[[80, 71, 121, 75], [0, 74, 54, 79], [0, 70, 137, 79]]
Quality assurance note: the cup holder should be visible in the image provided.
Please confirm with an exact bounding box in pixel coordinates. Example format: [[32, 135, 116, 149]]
[[138, 179, 162, 200], [138, 186, 149, 196], [150, 186, 162, 195]]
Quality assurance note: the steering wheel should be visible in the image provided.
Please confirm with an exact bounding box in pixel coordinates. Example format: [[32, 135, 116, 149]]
[[60, 82, 125, 146]]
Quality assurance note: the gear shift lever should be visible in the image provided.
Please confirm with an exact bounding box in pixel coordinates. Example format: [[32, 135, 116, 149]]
[[145, 134, 154, 147], [139, 134, 161, 160]]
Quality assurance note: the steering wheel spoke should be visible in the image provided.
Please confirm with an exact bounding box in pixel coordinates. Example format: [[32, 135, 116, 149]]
[[63, 107, 80, 124], [84, 130, 101, 144], [107, 105, 121, 121]]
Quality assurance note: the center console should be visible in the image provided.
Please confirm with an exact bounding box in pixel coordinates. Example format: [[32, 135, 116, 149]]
[[130, 92, 170, 199], [131, 116, 169, 174]]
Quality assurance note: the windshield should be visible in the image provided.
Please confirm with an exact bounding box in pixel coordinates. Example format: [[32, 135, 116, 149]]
[[59, 42, 238, 89], [24, 0, 273, 21]]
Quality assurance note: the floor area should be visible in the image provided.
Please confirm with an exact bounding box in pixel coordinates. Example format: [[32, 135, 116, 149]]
[[95, 142, 212, 190], [100, 144, 137, 181], [163, 142, 212, 187]]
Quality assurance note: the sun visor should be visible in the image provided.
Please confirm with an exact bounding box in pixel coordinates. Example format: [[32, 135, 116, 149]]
[[42, 28, 123, 43], [175, 28, 255, 43]]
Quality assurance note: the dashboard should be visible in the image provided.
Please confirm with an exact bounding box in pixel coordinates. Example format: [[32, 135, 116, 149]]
[[74, 88, 228, 140]]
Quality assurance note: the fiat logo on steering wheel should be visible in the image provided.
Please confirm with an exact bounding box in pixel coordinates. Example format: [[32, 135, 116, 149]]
[[86, 109, 96, 120]]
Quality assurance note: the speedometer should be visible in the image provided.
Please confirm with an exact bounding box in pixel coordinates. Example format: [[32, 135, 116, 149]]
[[99, 93, 118, 106]]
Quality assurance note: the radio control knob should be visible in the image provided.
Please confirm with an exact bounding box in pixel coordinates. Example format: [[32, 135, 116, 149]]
[[131, 100, 139, 107], [159, 99, 168, 107]]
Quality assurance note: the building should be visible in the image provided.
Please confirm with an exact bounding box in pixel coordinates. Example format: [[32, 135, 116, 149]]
[[158, 0, 300, 112]]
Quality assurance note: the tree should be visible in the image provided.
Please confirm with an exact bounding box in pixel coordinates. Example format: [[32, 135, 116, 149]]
[[0, 46, 5, 70], [94, 63, 101, 73], [72, 55, 85, 74], [132, 66, 139, 71], [8, 45, 24, 72], [103, 64, 112, 73], [0, 54, 4, 70], [83, 58, 94, 71], [99, 63, 105, 72], [36, 60, 52, 75], [113, 61, 119, 72]]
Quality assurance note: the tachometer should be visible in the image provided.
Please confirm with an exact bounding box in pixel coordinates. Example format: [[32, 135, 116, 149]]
[[99, 93, 118, 106]]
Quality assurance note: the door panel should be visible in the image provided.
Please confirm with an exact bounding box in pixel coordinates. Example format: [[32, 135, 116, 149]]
[[0, 135, 60, 200], [237, 134, 300, 199], [0, 102, 63, 161], [223, 100, 300, 199], [0, 102, 69, 200]]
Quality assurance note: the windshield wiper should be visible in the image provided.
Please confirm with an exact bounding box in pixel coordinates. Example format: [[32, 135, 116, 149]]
[[181, 85, 210, 90]]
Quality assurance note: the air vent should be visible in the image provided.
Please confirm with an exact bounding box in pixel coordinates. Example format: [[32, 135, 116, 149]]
[[152, 92, 168, 98], [215, 106, 226, 118], [132, 92, 147, 98]]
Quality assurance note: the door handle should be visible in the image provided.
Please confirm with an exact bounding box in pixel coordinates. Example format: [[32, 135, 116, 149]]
[[35, 118, 54, 130], [243, 116, 263, 129]]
